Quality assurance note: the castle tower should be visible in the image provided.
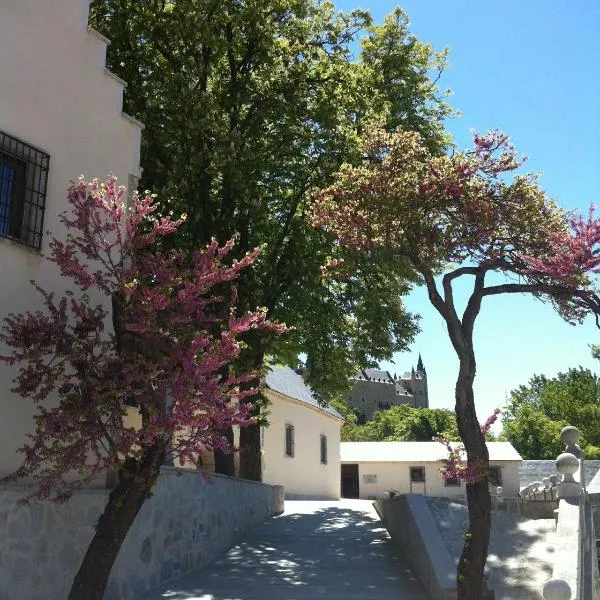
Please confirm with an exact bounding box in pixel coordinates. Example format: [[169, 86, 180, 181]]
[[411, 354, 429, 408]]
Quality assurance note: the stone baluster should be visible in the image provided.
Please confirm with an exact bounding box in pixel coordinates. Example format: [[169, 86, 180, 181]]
[[556, 426, 582, 499], [542, 425, 583, 599]]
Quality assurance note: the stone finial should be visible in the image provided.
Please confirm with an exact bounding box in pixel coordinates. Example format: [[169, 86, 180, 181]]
[[556, 453, 579, 483], [542, 578, 571, 600], [560, 426, 582, 458], [548, 475, 560, 487], [555, 452, 581, 498], [542, 477, 552, 490]]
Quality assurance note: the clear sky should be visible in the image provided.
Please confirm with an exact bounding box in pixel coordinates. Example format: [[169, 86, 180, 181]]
[[334, 1, 600, 425]]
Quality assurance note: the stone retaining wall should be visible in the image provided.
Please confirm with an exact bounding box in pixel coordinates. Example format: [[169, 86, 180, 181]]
[[0, 467, 284, 600]]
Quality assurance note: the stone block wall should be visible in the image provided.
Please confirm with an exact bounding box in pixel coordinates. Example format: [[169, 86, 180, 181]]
[[0, 467, 284, 600]]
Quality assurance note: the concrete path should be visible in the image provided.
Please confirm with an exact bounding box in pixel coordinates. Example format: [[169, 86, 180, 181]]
[[139, 499, 430, 600]]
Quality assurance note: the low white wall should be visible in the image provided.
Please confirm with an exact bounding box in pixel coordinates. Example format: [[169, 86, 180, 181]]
[[262, 390, 341, 499], [352, 461, 519, 499], [0, 467, 284, 600]]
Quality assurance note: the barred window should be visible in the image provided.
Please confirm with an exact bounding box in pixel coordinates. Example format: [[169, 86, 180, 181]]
[[444, 475, 460, 487], [489, 466, 502, 486], [320, 434, 327, 464], [0, 131, 50, 250], [285, 424, 295, 458], [410, 466, 425, 483]]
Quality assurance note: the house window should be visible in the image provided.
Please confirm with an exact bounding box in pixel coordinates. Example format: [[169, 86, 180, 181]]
[[410, 467, 425, 483], [444, 475, 461, 487], [320, 434, 327, 464], [0, 131, 50, 250], [489, 466, 502, 486], [285, 424, 295, 458]]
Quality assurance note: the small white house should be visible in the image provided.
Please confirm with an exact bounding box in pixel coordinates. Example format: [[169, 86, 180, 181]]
[[262, 367, 343, 500], [340, 441, 522, 499]]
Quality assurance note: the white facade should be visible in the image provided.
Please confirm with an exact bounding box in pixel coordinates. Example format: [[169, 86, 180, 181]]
[[341, 442, 522, 499], [261, 367, 343, 499], [0, 0, 141, 479]]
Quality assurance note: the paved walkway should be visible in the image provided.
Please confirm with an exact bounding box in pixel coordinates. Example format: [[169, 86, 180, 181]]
[[140, 499, 430, 600]]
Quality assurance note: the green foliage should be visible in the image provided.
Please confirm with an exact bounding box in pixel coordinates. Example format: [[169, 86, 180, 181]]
[[501, 368, 600, 458], [88, 0, 452, 399], [335, 403, 460, 442]]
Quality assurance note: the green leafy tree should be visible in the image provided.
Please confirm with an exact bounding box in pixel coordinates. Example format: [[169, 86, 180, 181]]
[[502, 368, 600, 458], [359, 405, 459, 441], [89, 0, 453, 478]]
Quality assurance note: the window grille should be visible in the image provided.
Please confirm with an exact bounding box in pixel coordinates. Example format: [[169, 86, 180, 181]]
[[489, 466, 502, 486], [285, 424, 295, 458], [444, 475, 461, 487], [0, 131, 49, 250], [320, 434, 327, 464], [410, 466, 425, 483]]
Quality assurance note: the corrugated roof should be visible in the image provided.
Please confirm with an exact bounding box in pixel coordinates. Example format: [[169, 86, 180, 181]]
[[265, 366, 343, 420], [340, 441, 522, 463]]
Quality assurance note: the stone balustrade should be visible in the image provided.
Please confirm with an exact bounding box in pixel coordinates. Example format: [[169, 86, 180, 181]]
[[541, 425, 599, 600]]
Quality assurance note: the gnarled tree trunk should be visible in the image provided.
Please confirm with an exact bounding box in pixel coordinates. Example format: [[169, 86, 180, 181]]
[[67, 442, 167, 599], [454, 352, 491, 600]]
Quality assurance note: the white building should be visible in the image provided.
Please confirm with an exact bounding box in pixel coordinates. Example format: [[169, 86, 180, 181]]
[[262, 367, 343, 499], [0, 0, 141, 479], [341, 441, 522, 499]]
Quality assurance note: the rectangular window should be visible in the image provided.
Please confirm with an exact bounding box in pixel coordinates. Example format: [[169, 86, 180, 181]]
[[363, 474, 377, 484], [285, 424, 295, 458], [489, 466, 502, 486], [410, 467, 425, 483], [444, 475, 461, 487], [0, 131, 49, 250], [320, 434, 327, 464]]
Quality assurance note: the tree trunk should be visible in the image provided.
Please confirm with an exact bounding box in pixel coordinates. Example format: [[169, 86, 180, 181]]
[[239, 412, 262, 481], [238, 344, 266, 482], [68, 442, 166, 600], [213, 426, 235, 476], [455, 354, 491, 600]]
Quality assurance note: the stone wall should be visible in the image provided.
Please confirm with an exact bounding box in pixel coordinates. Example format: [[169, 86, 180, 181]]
[[0, 467, 284, 600], [374, 495, 457, 600]]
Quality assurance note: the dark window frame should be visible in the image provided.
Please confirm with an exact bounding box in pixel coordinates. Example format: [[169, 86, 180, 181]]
[[489, 466, 502, 486], [409, 466, 426, 483], [444, 475, 461, 487], [320, 434, 327, 465], [0, 131, 50, 250], [285, 423, 295, 458]]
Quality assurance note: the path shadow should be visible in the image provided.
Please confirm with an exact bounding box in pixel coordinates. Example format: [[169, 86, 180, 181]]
[[428, 498, 554, 600], [140, 501, 429, 600]]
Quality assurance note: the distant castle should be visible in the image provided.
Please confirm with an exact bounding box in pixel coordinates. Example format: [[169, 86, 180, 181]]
[[345, 354, 429, 423]]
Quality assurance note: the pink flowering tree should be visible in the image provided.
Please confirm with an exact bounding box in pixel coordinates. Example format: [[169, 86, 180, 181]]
[[311, 127, 600, 599], [437, 409, 501, 484], [0, 178, 283, 600]]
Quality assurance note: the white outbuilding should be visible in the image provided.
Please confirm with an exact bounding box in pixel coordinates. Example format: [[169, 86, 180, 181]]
[[341, 441, 522, 499], [262, 366, 343, 500]]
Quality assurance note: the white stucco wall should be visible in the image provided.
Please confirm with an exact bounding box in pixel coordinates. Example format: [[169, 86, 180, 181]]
[[262, 390, 342, 499], [0, 0, 141, 479], [348, 461, 520, 499]]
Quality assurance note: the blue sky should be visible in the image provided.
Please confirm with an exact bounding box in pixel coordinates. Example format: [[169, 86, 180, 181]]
[[334, 1, 600, 425]]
